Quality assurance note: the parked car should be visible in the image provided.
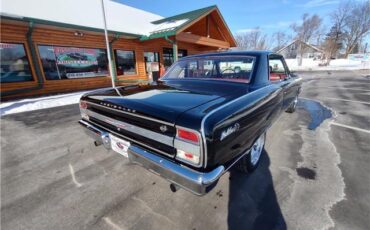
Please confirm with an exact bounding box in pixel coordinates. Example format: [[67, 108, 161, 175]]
[[78, 51, 302, 195]]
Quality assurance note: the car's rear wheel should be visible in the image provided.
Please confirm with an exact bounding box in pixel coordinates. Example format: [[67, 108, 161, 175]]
[[286, 95, 298, 113], [236, 132, 266, 173]]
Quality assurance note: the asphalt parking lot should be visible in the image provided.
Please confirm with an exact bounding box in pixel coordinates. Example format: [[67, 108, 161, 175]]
[[1, 70, 369, 230]]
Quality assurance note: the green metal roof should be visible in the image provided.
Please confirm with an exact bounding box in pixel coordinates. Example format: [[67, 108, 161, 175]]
[[140, 5, 217, 41]]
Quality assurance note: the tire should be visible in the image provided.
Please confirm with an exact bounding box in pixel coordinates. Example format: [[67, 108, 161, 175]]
[[286, 95, 298, 113], [236, 132, 266, 173]]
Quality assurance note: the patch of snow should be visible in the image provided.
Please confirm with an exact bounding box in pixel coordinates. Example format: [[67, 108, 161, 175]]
[[150, 19, 189, 35], [285, 58, 370, 71], [1, 91, 89, 116], [1, 0, 163, 36]]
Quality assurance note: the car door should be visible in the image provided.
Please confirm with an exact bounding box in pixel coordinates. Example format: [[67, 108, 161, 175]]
[[268, 54, 296, 110], [281, 57, 300, 108]]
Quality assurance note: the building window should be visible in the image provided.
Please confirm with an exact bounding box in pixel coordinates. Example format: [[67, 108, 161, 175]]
[[114, 50, 136, 76], [0, 43, 33, 83], [38, 45, 108, 80], [163, 48, 187, 70]]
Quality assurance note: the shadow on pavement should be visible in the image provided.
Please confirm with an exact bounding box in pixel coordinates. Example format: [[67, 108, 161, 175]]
[[227, 150, 286, 230]]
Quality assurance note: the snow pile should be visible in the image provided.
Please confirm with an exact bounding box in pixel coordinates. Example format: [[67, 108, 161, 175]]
[[150, 19, 189, 35], [285, 58, 370, 71], [0, 91, 87, 116], [1, 0, 163, 36]]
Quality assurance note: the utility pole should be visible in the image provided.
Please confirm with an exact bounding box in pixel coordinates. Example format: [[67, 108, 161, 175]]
[[100, 0, 116, 88]]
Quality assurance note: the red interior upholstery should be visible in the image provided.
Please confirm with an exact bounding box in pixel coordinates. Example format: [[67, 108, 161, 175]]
[[269, 73, 287, 81], [269, 73, 281, 81]]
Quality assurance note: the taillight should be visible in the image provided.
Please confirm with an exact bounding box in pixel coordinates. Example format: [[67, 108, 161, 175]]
[[176, 149, 200, 165], [80, 100, 88, 109], [177, 128, 199, 144], [175, 127, 202, 166]]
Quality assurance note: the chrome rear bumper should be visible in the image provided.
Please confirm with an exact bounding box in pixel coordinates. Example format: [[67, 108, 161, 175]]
[[79, 120, 224, 195]]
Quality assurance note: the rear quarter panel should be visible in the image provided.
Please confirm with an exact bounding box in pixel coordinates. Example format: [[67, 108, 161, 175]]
[[203, 84, 284, 169]]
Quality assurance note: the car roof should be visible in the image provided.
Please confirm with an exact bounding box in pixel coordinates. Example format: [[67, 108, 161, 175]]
[[181, 50, 280, 59]]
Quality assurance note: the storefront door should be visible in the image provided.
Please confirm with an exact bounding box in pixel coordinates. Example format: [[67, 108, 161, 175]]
[[144, 52, 160, 82], [162, 48, 187, 70]]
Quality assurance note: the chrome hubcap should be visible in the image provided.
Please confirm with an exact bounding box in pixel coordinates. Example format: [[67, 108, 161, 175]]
[[293, 96, 298, 108], [251, 134, 265, 165]]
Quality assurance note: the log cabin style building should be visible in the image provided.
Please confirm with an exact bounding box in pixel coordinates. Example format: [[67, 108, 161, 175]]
[[0, 0, 236, 99]]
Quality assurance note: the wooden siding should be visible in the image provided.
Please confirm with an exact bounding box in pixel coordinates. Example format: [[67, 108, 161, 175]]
[[0, 20, 222, 99], [183, 15, 224, 41]]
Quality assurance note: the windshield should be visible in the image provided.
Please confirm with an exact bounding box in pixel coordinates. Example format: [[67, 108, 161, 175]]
[[163, 56, 255, 83]]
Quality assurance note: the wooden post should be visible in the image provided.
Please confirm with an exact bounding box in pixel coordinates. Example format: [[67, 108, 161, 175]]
[[173, 40, 178, 62], [206, 15, 210, 38], [109, 34, 119, 79]]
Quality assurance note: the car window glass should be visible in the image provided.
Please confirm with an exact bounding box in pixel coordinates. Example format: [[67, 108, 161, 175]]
[[164, 56, 255, 83], [0, 43, 33, 83], [269, 57, 288, 81], [269, 59, 286, 73]]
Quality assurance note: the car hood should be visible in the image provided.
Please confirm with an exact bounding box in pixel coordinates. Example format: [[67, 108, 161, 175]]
[[82, 80, 249, 124]]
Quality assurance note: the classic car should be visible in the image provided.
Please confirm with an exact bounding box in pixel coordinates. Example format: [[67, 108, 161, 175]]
[[78, 51, 302, 195]]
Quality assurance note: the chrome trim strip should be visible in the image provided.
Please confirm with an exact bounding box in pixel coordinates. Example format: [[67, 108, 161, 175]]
[[86, 110, 173, 147], [86, 101, 175, 126], [201, 84, 280, 168], [174, 140, 201, 156], [86, 120, 174, 158], [224, 149, 251, 172]]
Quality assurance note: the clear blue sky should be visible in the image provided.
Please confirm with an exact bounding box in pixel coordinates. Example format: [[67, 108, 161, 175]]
[[117, 0, 354, 35]]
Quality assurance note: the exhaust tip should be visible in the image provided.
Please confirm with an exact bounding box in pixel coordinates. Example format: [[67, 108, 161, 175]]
[[170, 183, 179, 193], [94, 141, 102, 147]]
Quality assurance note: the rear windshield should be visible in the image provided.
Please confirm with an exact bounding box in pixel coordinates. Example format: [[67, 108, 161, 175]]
[[163, 56, 255, 83]]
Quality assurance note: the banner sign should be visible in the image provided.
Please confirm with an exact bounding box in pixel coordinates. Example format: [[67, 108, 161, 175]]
[[348, 54, 370, 61], [53, 47, 99, 68]]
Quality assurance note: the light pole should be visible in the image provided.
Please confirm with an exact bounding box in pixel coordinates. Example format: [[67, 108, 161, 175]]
[[100, 0, 116, 88]]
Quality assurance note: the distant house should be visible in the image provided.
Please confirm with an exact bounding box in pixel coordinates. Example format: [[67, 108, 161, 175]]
[[277, 39, 324, 59]]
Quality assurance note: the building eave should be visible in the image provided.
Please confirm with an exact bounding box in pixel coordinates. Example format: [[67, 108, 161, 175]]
[[0, 15, 142, 38]]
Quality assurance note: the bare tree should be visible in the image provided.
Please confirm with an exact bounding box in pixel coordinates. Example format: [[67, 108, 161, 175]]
[[324, 26, 344, 64], [235, 27, 271, 50], [342, 1, 370, 57], [323, 3, 349, 64], [291, 13, 323, 65], [234, 32, 249, 50], [272, 31, 290, 51]]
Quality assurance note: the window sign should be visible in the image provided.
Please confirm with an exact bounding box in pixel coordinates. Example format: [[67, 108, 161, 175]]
[[0, 43, 33, 83], [38, 45, 108, 80], [348, 54, 369, 61]]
